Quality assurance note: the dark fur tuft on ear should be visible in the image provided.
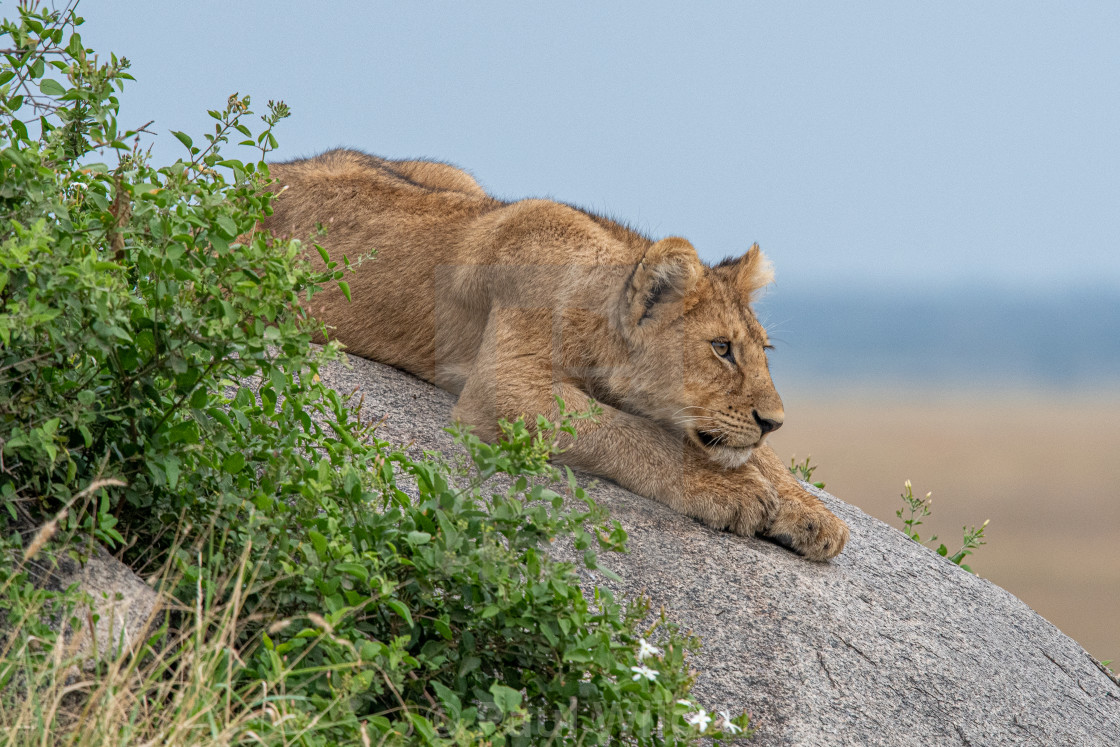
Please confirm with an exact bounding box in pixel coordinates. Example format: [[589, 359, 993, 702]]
[[733, 243, 774, 299], [623, 237, 702, 330]]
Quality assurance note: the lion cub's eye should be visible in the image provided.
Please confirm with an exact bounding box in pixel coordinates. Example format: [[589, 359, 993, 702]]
[[711, 339, 733, 361]]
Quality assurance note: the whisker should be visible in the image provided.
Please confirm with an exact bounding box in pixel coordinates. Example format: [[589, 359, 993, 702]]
[[673, 405, 722, 414], [672, 416, 717, 426]]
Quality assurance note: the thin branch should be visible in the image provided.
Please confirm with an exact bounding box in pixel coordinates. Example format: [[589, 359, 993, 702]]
[[148, 356, 221, 437], [0, 350, 53, 375]]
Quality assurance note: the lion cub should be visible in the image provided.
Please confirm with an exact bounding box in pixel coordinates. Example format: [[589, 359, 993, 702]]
[[263, 150, 849, 561]]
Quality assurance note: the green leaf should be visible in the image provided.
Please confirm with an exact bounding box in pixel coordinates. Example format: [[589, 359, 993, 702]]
[[324, 593, 345, 614], [458, 655, 481, 678], [165, 456, 181, 490], [434, 617, 453, 640], [338, 280, 351, 302], [219, 450, 244, 472], [171, 130, 193, 149], [335, 562, 369, 582], [308, 530, 329, 561], [67, 32, 85, 58], [385, 599, 414, 629], [562, 648, 592, 663], [189, 388, 209, 409], [430, 680, 461, 717], [406, 713, 437, 741], [406, 530, 431, 545], [489, 683, 522, 714], [342, 466, 360, 495], [207, 408, 232, 429], [216, 214, 238, 238]]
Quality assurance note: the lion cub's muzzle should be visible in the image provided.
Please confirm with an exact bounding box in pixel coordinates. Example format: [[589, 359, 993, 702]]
[[691, 429, 754, 469], [691, 409, 782, 469]]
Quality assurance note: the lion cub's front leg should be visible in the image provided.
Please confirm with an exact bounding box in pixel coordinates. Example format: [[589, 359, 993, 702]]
[[681, 445, 848, 561], [451, 308, 848, 561], [456, 370, 849, 560]]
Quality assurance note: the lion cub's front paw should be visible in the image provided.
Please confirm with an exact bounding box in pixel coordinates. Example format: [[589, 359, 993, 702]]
[[681, 457, 849, 561], [766, 490, 849, 562]]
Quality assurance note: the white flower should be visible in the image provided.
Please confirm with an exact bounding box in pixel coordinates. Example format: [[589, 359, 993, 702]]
[[637, 637, 663, 661], [630, 664, 659, 681], [718, 710, 742, 734], [685, 708, 712, 733], [676, 699, 693, 707]]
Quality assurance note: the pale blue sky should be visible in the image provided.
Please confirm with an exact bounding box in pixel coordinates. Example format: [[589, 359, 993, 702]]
[[82, 1, 1120, 293]]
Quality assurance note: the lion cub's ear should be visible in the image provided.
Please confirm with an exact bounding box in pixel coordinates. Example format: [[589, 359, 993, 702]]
[[624, 237, 703, 330], [734, 243, 775, 300]]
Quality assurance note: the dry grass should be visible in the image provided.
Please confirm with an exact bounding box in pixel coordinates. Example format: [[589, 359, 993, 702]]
[[770, 384, 1120, 662], [0, 549, 320, 747]]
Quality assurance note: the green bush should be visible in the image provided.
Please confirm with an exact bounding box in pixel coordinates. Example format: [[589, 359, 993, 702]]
[[0, 4, 749, 744]]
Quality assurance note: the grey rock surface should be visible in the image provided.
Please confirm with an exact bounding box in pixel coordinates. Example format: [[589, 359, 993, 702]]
[[318, 351, 1120, 747], [18, 535, 162, 666]]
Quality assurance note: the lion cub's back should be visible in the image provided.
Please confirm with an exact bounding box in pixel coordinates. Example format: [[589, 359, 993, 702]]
[[263, 150, 500, 381], [270, 149, 486, 198]]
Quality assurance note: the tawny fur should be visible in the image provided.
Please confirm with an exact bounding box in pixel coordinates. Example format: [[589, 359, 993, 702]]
[[261, 149, 849, 561]]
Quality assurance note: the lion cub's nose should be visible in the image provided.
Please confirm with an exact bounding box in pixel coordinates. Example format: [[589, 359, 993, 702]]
[[753, 411, 783, 436]]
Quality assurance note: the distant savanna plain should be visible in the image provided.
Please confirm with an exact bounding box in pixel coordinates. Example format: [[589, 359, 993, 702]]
[[760, 286, 1120, 662]]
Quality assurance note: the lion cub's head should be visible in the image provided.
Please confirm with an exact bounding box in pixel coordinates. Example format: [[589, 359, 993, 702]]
[[616, 238, 784, 469]]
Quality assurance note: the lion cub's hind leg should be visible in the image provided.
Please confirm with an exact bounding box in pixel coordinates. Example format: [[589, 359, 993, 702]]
[[389, 159, 488, 198]]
